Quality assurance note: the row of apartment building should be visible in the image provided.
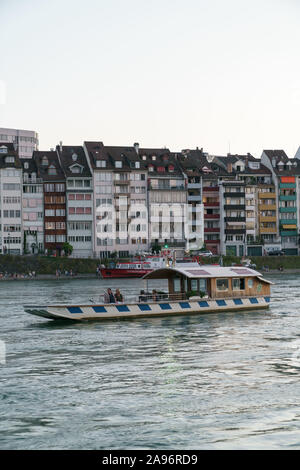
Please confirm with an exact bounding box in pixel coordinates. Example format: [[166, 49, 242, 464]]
[[1, 139, 300, 257]]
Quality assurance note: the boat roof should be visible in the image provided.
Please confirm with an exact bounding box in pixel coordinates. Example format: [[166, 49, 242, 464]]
[[143, 265, 272, 283]]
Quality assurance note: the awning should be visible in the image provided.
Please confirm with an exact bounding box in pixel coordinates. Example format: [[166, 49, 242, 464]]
[[282, 224, 297, 229]]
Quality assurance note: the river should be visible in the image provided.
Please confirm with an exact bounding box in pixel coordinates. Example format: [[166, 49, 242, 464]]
[[0, 273, 299, 449]]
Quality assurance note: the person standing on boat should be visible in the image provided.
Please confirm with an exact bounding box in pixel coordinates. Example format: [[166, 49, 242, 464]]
[[104, 288, 116, 303], [115, 289, 123, 303]]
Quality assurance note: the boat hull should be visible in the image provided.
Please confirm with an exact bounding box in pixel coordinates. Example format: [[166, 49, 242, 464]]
[[100, 268, 152, 278], [24, 296, 271, 322]]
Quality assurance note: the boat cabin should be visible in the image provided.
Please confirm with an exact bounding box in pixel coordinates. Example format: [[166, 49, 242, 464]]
[[143, 263, 272, 300]]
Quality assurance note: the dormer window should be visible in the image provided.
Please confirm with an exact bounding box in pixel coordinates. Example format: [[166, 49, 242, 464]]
[[5, 156, 15, 163], [70, 163, 83, 174], [48, 164, 57, 175], [24, 162, 29, 169], [142, 155, 147, 161], [168, 165, 174, 172], [71, 166, 80, 174], [72, 153, 78, 161], [0, 145, 8, 154], [42, 156, 48, 166], [115, 161, 122, 168], [151, 155, 156, 161], [96, 160, 106, 168], [149, 165, 154, 172], [135, 162, 140, 169], [157, 166, 165, 172]]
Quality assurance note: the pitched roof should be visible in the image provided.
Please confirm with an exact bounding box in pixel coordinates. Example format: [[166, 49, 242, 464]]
[[0, 142, 22, 169], [33, 150, 65, 181], [57, 145, 92, 177]]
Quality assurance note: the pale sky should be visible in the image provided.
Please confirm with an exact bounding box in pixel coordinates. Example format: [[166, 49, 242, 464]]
[[1, 0, 300, 157]]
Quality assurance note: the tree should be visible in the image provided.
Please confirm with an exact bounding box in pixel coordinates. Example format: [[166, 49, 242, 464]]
[[62, 242, 73, 257]]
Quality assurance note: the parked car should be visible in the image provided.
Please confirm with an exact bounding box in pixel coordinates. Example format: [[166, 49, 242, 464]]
[[199, 250, 213, 257], [267, 249, 285, 256]]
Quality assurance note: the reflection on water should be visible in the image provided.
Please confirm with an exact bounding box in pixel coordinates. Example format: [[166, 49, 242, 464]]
[[0, 274, 300, 449]]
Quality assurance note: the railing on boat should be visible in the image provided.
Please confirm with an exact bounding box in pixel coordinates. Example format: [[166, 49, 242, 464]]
[[91, 292, 205, 304], [90, 290, 265, 305]]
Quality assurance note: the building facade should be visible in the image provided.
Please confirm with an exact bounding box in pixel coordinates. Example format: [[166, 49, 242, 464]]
[[0, 143, 23, 254], [34, 151, 67, 255], [0, 127, 38, 159]]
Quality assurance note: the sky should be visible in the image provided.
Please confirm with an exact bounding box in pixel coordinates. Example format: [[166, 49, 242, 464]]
[[1, 0, 300, 157]]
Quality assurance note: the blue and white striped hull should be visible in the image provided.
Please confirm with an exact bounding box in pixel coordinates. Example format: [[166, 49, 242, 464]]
[[24, 296, 271, 321]]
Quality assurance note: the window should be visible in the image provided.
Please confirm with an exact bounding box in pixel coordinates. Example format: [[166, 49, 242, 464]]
[[174, 278, 181, 292], [216, 279, 228, 291], [45, 209, 55, 216], [232, 278, 245, 290], [115, 161, 122, 168], [45, 222, 55, 230], [45, 183, 55, 192], [248, 278, 253, 288], [48, 165, 57, 175], [56, 183, 65, 192], [96, 160, 106, 168]]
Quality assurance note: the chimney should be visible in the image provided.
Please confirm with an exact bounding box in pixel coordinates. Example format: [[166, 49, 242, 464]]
[[59, 141, 63, 153], [134, 142, 139, 155], [227, 163, 232, 173]]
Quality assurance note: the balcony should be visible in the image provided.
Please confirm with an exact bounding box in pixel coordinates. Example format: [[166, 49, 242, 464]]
[[260, 227, 277, 234], [188, 195, 201, 202], [279, 195, 296, 201], [203, 186, 219, 192], [279, 219, 297, 225], [258, 192, 276, 198], [259, 216, 277, 222], [204, 201, 219, 207], [279, 183, 296, 189], [225, 229, 246, 235], [259, 204, 276, 211], [224, 204, 245, 211], [204, 228, 220, 233], [280, 230, 298, 236], [188, 183, 201, 189], [204, 239, 220, 244], [204, 214, 220, 219], [279, 207, 297, 213], [114, 179, 130, 185], [224, 192, 245, 198], [224, 217, 246, 222]]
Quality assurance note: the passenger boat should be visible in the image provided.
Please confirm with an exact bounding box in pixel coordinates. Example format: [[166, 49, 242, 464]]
[[99, 256, 166, 278], [24, 263, 272, 322]]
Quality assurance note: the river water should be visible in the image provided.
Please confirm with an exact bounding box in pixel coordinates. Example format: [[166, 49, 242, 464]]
[[0, 273, 300, 450]]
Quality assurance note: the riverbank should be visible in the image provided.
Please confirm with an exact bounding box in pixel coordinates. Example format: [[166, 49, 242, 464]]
[[0, 268, 298, 281], [1, 253, 300, 277]]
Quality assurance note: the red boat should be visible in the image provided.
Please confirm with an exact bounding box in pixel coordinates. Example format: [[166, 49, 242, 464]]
[[100, 257, 166, 279]]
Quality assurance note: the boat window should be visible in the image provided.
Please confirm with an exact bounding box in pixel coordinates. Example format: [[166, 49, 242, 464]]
[[232, 278, 245, 290], [248, 278, 253, 288], [216, 279, 228, 291], [199, 279, 207, 292], [174, 278, 181, 292]]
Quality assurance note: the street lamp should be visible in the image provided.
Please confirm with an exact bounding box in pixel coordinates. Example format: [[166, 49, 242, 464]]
[[8, 232, 10, 255]]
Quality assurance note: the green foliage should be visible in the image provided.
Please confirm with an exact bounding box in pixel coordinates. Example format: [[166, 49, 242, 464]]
[[62, 242, 73, 257]]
